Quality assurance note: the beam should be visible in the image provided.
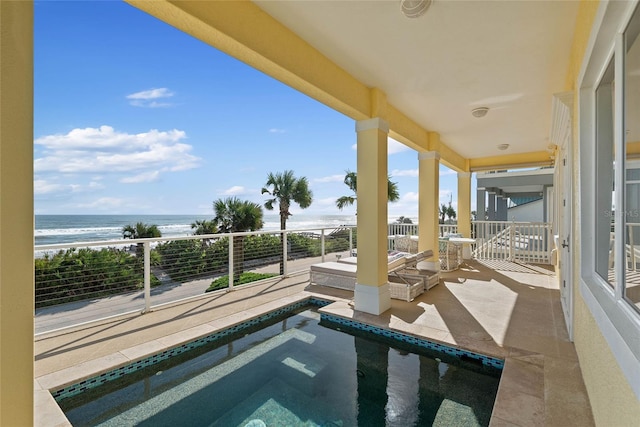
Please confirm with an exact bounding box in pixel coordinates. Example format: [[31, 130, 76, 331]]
[[469, 151, 554, 172]]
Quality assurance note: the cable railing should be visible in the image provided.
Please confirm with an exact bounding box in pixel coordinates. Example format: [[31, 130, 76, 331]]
[[35, 226, 357, 334], [35, 220, 554, 334]]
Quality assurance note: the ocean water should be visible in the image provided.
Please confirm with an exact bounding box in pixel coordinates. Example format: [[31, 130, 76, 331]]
[[34, 214, 358, 246]]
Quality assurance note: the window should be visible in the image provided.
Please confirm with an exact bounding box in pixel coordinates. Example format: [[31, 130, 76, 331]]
[[580, 0, 640, 399], [624, 7, 640, 312], [594, 60, 615, 287]]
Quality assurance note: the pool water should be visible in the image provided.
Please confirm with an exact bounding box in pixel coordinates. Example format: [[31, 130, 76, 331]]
[[59, 308, 501, 426]]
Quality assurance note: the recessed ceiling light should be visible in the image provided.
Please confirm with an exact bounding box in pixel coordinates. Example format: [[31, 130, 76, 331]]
[[401, 0, 432, 18], [471, 107, 489, 118], [497, 144, 510, 151]]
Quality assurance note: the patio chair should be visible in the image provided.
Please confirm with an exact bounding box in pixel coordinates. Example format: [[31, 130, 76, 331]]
[[394, 235, 419, 254]]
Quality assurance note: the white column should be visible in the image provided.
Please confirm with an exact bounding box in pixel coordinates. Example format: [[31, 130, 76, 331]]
[[418, 151, 440, 271], [354, 118, 391, 315]]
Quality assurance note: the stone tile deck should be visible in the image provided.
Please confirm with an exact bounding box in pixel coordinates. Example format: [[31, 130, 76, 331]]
[[34, 260, 594, 426]]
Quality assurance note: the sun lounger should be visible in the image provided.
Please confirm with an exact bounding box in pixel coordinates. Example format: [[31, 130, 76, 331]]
[[310, 249, 439, 301], [387, 250, 440, 290], [308, 261, 358, 291]]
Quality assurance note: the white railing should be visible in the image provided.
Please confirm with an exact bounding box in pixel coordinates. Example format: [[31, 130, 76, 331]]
[[387, 223, 458, 237], [439, 224, 459, 236], [387, 223, 418, 236], [472, 221, 553, 264], [35, 226, 356, 334], [625, 223, 640, 271]]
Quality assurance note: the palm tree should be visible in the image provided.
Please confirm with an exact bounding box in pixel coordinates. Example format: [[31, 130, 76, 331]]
[[445, 204, 457, 223], [262, 170, 313, 274], [336, 170, 400, 210], [213, 197, 264, 282], [439, 203, 457, 225], [396, 216, 413, 224], [191, 219, 217, 235], [122, 222, 162, 256], [439, 203, 448, 224], [261, 170, 313, 230], [191, 219, 218, 246], [122, 222, 162, 239]]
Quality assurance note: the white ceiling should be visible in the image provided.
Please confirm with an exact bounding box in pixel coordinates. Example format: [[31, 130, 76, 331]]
[[254, 0, 579, 160]]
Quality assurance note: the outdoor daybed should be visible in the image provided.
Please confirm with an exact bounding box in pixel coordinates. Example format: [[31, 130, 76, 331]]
[[309, 250, 439, 301]]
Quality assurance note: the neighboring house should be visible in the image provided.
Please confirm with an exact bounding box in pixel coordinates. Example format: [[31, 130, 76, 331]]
[[476, 168, 554, 223]]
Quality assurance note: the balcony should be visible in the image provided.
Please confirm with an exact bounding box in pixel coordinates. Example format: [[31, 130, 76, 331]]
[[34, 224, 593, 426]]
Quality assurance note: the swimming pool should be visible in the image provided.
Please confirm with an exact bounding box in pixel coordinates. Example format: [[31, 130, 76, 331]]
[[57, 301, 502, 426]]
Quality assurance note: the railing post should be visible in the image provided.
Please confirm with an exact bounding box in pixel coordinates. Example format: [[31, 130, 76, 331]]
[[228, 235, 234, 291], [283, 231, 288, 277], [321, 229, 325, 262], [349, 227, 353, 255], [628, 224, 634, 271], [509, 223, 515, 261], [143, 241, 151, 313]]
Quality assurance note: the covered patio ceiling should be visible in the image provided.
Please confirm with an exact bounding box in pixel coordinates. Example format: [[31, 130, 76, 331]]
[[129, 0, 579, 171]]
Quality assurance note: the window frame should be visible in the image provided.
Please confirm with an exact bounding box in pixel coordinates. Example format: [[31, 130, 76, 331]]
[[579, 0, 640, 399]]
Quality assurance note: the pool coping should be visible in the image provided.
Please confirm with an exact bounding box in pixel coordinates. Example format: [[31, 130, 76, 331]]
[[35, 293, 536, 427], [35, 293, 327, 427]]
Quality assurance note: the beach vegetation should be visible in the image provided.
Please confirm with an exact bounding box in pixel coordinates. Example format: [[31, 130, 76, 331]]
[[155, 231, 351, 284], [205, 272, 277, 292], [34, 247, 160, 308], [335, 170, 400, 210]]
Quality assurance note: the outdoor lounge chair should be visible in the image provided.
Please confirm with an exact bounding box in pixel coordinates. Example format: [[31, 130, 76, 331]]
[[310, 249, 439, 301]]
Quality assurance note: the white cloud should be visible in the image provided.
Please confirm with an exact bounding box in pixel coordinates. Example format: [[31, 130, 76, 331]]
[[77, 197, 126, 209], [315, 197, 340, 207], [390, 168, 418, 177], [34, 179, 65, 195], [314, 174, 344, 183], [388, 138, 410, 155], [120, 171, 161, 183], [350, 137, 410, 155], [34, 126, 201, 179], [221, 185, 246, 196], [126, 88, 174, 108], [400, 192, 419, 203], [34, 178, 105, 195], [269, 128, 286, 133]]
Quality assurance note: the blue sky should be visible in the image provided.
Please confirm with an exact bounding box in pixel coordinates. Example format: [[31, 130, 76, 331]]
[[34, 1, 475, 219]]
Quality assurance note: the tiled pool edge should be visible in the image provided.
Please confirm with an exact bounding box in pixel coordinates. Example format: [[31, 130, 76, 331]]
[[320, 312, 504, 370], [48, 294, 505, 405], [47, 296, 333, 402]]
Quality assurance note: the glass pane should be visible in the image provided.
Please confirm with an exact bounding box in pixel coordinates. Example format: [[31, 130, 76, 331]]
[[624, 5, 640, 312], [595, 60, 616, 287]]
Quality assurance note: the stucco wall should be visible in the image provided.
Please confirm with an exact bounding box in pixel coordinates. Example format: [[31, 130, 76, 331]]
[[569, 1, 640, 423], [574, 296, 640, 424]]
